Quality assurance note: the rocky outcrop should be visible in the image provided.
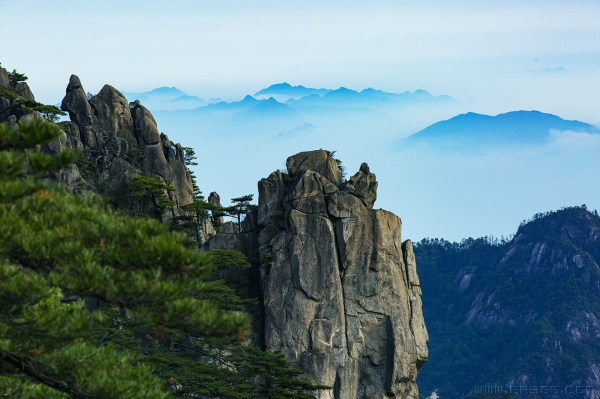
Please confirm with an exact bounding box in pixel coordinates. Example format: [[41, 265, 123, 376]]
[[204, 152, 427, 398], [56, 74, 194, 217], [341, 163, 378, 209], [0, 66, 194, 221], [0, 67, 10, 89], [0, 67, 31, 123], [14, 82, 35, 101], [286, 150, 342, 187], [253, 151, 427, 399], [208, 192, 225, 226], [61, 75, 96, 148]]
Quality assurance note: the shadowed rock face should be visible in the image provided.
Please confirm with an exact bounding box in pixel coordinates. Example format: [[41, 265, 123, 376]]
[[255, 150, 428, 399], [0, 67, 36, 123]]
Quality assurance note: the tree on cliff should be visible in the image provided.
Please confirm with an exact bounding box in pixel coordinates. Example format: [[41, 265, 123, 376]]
[[0, 120, 247, 398], [224, 194, 255, 232], [172, 199, 216, 248], [129, 175, 175, 217], [7, 68, 28, 87]]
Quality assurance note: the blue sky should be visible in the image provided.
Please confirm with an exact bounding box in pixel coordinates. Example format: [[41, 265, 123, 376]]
[[1, 0, 599, 240], [2, 0, 599, 123]]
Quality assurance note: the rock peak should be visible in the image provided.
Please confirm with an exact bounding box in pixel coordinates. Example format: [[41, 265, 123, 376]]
[[250, 150, 427, 398], [342, 161, 378, 209], [66, 74, 83, 92], [286, 150, 342, 187]]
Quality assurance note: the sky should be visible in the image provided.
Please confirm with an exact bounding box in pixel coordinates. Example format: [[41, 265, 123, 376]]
[[1, 0, 599, 241]]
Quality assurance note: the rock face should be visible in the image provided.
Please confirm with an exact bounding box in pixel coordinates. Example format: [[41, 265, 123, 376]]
[[208, 191, 225, 226], [57, 74, 193, 217], [0, 67, 10, 89], [0, 67, 35, 122], [254, 151, 427, 399], [0, 69, 194, 220]]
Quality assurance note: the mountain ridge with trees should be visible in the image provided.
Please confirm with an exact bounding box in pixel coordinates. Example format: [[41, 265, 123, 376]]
[[416, 206, 600, 399]]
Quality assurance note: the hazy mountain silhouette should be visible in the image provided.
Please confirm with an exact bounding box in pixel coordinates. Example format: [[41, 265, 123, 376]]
[[236, 97, 301, 118], [122, 87, 206, 111], [254, 83, 330, 100], [286, 87, 455, 109], [526, 67, 570, 74], [199, 95, 261, 113], [401, 110, 599, 149], [122, 86, 187, 101]]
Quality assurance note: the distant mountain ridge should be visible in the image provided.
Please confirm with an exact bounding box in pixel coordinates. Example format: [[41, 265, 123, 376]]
[[122, 87, 207, 111], [285, 86, 455, 109], [401, 110, 599, 149], [254, 83, 330, 99], [416, 206, 600, 399]]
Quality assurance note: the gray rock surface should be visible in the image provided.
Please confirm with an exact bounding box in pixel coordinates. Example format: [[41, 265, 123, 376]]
[[256, 151, 428, 399], [61, 75, 95, 147], [205, 150, 428, 398], [56, 74, 195, 219], [286, 150, 342, 187], [15, 82, 34, 101], [89, 84, 134, 141], [208, 192, 225, 226], [341, 162, 378, 209], [132, 105, 160, 145], [0, 67, 10, 89]]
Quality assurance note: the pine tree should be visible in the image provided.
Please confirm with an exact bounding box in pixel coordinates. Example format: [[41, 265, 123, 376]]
[[129, 175, 176, 217], [224, 194, 255, 233], [0, 120, 247, 398], [93, 248, 329, 399]]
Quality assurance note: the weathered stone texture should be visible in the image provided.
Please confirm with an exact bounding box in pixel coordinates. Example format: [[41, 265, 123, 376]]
[[14, 82, 34, 101], [341, 162, 378, 209], [89, 84, 134, 140], [208, 192, 225, 226], [0, 67, 10, 89], [286, 150, 342, 187], [254, 150, 428, 399]]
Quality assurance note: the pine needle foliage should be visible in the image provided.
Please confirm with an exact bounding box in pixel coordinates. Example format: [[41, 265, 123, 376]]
[[0, 120, 248, 398]]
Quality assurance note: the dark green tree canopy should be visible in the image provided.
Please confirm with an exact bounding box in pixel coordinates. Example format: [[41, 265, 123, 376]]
[[8, 68, 28, 87], [224, 194, 255, 232], [0, 120, 247, 398]]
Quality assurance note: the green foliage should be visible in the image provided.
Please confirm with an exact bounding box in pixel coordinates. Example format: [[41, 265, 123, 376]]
[[94, 325, 327, 399], [204, 250, 254, 306], [5, 95, 67, 123], [182, 146, 198, 167], [263, 252, 274, 267], [415, 207, 600, 399], [129, 99, 141, 108], [0, 120, 248, 398], [0, 88, 18, 100], [82, 250, 323, 398], [32, 104, 67, 123], [130, 175, 176, 217], [224, 194, 255, 233], [210, 249, 251, 271], [171, 199, 216, 247], [8, 68, 28, 86], [180, 146, 203, 200], [321, 149, 346, 181]]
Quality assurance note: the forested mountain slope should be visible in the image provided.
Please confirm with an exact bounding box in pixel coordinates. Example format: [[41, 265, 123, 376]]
[[416, 206, 600, 399]]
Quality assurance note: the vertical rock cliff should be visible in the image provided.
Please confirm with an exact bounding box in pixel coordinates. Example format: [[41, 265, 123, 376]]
[[210, 150, 428, 398]]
